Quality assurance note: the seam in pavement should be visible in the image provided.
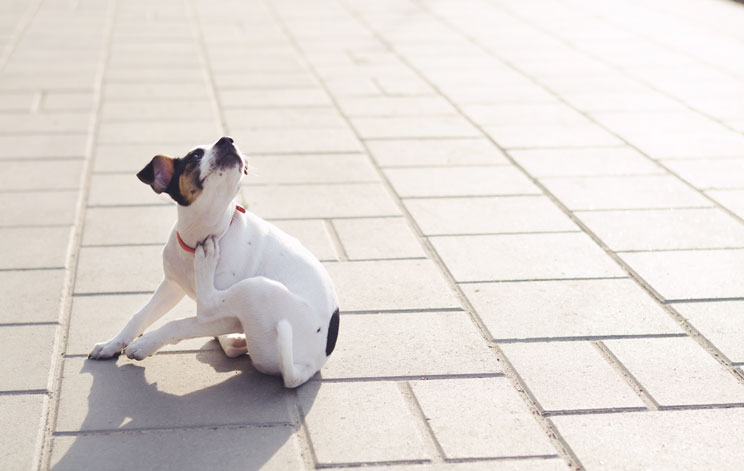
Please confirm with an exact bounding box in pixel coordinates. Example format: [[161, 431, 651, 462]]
[[408, 0, 744, 387], [268, 2, 589, 469], [34, 1, 118, 470], [593, 341, 660, 411]]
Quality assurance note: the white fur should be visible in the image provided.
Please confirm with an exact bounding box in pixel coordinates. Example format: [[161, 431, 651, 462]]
[[89, 138, 339, 388]]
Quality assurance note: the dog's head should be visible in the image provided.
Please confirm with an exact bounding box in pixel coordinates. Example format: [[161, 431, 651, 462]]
[[137, 136, 247, 210]]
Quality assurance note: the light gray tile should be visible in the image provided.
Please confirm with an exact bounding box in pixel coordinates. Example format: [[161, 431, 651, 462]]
[[246, 154, 378, 185], [411, 378, 555, 459], [367, 138, 507, 167], [323, 312, 497, 379], [0, 394, 44, 470], [510, 147, 661, 177], [0, 190, 78, 226], [405, 196, 577, 235], [232, 128, 362, 154], [325, 259, 459, 311], [0, 269, 65, 323], [0, 226, 70, 269], [56, 354, 292, 432], [331, 217, 425, 259], [675, 301, 744, 363], [432, 233, 624, 282], [620, 249, 744, 301], [51, 426, 304, 471], [298, 382, 427, 464], [74, 245, 163, 294], [385, 166, 539, 197], [352, 116, 480, 139], [0, 325, 56, 390], [83, 206, 175, 246]]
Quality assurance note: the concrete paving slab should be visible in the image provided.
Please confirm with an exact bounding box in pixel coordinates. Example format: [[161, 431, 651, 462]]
[[411, 378, 556, 459], [55, 354, 292, 432], [51, 426, 304, 471], [82, 206, 175, 246], [386, 166, 539, 198], [298, 381, 427, 464], [331, 217, 425, 260], [74, 245, 163, 294], [674, 301, 744, 364], [367, 138, 508, 167], [323, 311, 497, 379], [0, 324, 57, 391], [462, 279, 682, 341], [246, 154, 379, 185], [510, 147, 662, 177], [0, 190, 78, 227], [0, 269, 65, 324], [0, 394, 44, 470]]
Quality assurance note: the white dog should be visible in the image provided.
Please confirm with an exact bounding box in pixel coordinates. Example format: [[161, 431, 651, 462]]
[[89, 137, 340, 388]]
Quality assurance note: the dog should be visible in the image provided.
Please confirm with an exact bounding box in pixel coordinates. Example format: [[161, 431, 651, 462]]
[[89, 136, 340, 388]]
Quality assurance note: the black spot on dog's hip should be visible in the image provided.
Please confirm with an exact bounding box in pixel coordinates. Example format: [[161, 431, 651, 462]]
[[326, 308, 340, 356]]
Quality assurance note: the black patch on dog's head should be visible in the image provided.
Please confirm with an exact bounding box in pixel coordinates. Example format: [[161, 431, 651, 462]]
[[326, 308, 340, 356], [137, 149, 205, 206]]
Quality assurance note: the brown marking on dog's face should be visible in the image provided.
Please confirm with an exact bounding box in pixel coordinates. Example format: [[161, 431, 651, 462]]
[[177, 151, 203, 205]]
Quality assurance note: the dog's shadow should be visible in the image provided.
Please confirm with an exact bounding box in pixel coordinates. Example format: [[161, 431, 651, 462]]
[[52, 345, 319, 471]]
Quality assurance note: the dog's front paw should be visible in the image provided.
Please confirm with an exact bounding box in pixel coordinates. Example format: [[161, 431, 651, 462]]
[[195, 235, 220, 270], [124, 333, 162, 361], [89, 337, 128, 360]]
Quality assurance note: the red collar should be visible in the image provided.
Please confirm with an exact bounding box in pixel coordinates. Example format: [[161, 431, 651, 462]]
[[177, 205, 245, 254]]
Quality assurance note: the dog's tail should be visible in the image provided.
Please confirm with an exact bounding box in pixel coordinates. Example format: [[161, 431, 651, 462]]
[[276, 320, 316, 388]]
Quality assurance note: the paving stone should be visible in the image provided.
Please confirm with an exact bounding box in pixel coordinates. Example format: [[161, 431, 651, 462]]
[[406, 196, 578, 235], [74, 245, 163, 294], [510, 147, 661, 177], [103, 83, 209, 100], [331, 217, 425, 259], [484, 123, 622, 148], [351, 116, 480, 139], [0, 269, 65, 324], [324, 259, 459, 311], [246, 154, 378, 185], [220, 88, 331, 107], [100, 100, 216, 121], [243, 183, 399, 219], [323, 311, 496, 379], [336, 96, 457, 116], [560, 91, 684, 112], [66, 293, 219, 355], [0, 226, 70, 269], [442, 84, 556, 104], [604, 337, 744, 406], [88, 174, 174, 207], [0, 134, 88, 159], [590, 207, 744, 250], [675, 301, 744, 364], [232, 128, 362, 154], [707, 189, 744, 220], [224, 107, 346, 129], [553, 409, 744, 470], [82, 206, 175, 246], [0, 394, 44, 470], [0, 92, 36, 111], [626, 129, 744, 159], [93, 143, 188, 173], [0, 324, 56, 391], [55, 354, 292, 432], [97, 121, 221, 145], [43, 91, 95, 111], [0, 112, 91, 134], [463, 279, 681, 340], [385, 166, 539, 197], [0, 190, 78, 226], [332, 461, 568, 471], [411, 378, 555, 459], [541, 175, 711, 210], [297, 382, 427, 464], [620, 249, 744, 301], [664, 158, 744, 190], [51, 426, 304, 471], [271, 219, 338, 261], [432, 233, 624, 282], [502, 342, 645, 412], [1, 160, 82, 191], [367, 138, 508, 167], [462, 103, 589, 125]]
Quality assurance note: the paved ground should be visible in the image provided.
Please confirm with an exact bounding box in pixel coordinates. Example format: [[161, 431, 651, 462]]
[[2, 0, 744, 469]]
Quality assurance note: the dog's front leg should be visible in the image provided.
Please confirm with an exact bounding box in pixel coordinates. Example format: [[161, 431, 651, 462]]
[[89, 278, 185, 359], [124, 316, 241, 360]]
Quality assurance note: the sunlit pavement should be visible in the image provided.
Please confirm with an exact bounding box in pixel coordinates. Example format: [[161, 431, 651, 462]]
[[2, 0, 744, 469]]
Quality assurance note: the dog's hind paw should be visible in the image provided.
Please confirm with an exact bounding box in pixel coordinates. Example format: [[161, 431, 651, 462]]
[[195, 236, 220, 271]]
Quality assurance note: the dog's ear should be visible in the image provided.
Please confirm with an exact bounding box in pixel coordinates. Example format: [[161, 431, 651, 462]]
[[137, 155, 175, 194]]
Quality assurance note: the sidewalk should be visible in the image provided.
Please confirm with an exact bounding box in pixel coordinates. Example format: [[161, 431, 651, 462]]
[[2, 0, 744, 469]]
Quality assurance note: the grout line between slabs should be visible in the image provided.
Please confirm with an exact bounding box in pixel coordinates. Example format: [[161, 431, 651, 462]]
[[274, 2, 588, 469], [410, 0, 744, 388], [592, 341, 660, 411], [34, 1, 118, 470]]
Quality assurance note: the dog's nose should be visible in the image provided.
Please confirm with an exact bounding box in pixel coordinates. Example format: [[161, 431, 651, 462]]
[[216, 136, 234, 147]]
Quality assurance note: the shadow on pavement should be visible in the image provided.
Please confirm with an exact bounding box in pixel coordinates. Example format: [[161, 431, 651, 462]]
[[51, 347, 317, 471]]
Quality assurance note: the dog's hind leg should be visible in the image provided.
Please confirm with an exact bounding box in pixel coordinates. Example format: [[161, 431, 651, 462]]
[[217, 333, 248, 358], [276, 320, 318, 388]]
